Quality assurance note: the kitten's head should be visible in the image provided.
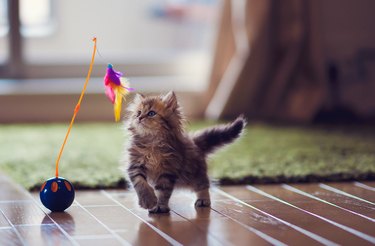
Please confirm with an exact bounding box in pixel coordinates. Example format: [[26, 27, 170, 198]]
[[127, 91, 184, 136]]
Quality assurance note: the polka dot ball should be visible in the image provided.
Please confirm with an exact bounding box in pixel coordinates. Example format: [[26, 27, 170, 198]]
[[40, 177, 75, 212]]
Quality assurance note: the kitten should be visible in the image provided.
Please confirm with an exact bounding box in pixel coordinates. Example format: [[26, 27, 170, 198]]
[[124, 91, 246, 213]]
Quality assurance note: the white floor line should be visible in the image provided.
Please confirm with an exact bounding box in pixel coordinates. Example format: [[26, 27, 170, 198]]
[[169, 210, 225, 246], [73, 234, 116, 240], [0, 200, 33, 204], [213, 188, 338, 246], [283, 184, 375, 222], [83, 204, 120, 208], [15, 223, 55, 227], [101, 190, 183, 246], [247, 185, 375, 244], [75, 200, 131, 246], [175, 190, 286, 246], [209, 206, 287, 246], [354, 182, 375, 192], [319, 183, 375, 206], [0, 209, 26, 245], [0, 226, 12, 230], [29, 195, 79, 246], [112, 229, 128, 233]]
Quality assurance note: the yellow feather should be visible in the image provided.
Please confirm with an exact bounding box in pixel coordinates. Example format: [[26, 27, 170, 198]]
[[114, 88, 121, 122], [113, 85, 128, 122]]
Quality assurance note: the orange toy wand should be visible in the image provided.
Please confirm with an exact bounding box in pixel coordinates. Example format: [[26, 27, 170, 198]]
[[54, 37, 97, 178], [39, 38, 97, 212]]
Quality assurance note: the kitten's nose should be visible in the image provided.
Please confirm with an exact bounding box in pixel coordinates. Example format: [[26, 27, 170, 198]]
[[138, 116, 144, 122]]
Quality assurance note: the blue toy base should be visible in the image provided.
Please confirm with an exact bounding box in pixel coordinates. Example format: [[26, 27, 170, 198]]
[[40, 177, 75, 212]]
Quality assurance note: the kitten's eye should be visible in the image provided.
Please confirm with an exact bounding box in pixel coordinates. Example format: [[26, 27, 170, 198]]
[[147, 111, 156, 117], [136, 111, 141, 117]]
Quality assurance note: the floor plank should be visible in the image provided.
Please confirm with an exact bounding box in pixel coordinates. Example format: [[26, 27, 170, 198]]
[[170, 191, 272, 246], [0, 228, 23, 246], [48, 206, 112, 237], [320, 183, 375, 203], [0, 211, 11, 228], [75, 191, 118, 206], [75, 236, 123, 246], [221, 186, 373, 245], [251, 185, 375, 243], [0, 201, 53, 226], [107, 190, 223, 246], [85, 205, 170, 246], [354, 182, 375, 191], [286, 183, 375, 220], [213, 187, 330, 245], [1, 174, 373, 246], [357, 181, 375, 189], [16, 224, 72, 246], [0, 174, 31, 201]]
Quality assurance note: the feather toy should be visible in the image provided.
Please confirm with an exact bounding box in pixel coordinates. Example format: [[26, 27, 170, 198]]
[[104, 64, 134, 121], [40, 38, 135, 212]]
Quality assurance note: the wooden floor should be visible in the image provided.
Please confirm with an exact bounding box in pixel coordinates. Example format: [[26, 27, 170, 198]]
[[0, 174, 374, 245]]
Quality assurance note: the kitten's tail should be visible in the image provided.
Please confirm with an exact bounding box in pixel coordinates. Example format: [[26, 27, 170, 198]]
[[193, 115, 247, 155]]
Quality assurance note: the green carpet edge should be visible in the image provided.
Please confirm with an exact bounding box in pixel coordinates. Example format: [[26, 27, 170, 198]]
[[26, 171, 375, 191]]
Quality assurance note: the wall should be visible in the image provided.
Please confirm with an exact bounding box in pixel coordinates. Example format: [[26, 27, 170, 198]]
[[317, 0, 375, 117]]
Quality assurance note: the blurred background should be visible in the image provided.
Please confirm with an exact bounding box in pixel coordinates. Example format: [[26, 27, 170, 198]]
[[1, 0, 375, 124], [1, 0, 375, 189]]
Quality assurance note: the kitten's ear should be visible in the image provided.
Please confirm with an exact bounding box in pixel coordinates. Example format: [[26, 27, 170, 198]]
[[162, 91, 177, 110], [133, 93, 145, 104], [128, 93, 144, 112]]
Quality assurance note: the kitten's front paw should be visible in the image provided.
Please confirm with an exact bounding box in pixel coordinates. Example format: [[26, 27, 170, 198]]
[[138, 188, 157, 209], [195, 199, 211, 207], [149, 204, 170, 213]]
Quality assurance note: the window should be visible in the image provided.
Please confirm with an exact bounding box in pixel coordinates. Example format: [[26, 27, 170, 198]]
[[20, 0, 55, 37], [1, 0, 221, 92], [0, 0, 222, 122], [0, 0, 8, 64]]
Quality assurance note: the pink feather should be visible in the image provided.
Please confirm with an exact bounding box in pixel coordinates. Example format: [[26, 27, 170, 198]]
[[105, 85, 115, 103]]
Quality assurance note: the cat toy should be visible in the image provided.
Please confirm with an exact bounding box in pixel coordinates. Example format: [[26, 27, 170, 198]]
[[104, 64, 134, 122], [40, 38, 132, 212]]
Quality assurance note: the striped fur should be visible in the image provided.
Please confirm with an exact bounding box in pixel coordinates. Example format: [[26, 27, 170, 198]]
[[193, 115, 247, 155], [124, 92, 246, 213]]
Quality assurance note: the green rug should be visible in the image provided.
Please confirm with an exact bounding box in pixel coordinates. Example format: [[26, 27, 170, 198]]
[[0, 122, 374, 190]]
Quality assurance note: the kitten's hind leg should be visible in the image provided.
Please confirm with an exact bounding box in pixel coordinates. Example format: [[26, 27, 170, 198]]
[[192, 164, 211, 207], [149, 174, 176, 213], [195, 188, 211, 207]]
